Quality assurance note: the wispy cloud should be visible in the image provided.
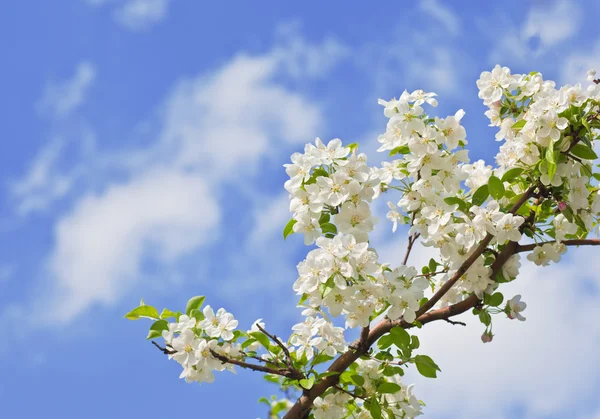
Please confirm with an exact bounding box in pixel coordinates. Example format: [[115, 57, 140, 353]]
[[36, 61, 96, 119], [114, 0, 171, 31], [419, 0, 461, 36], [28, 31, 343, 324], [488, 0, 582, 64], [85, 0, 172, 31], [404, 246, 600, 418], [47, 169, 219, 323]]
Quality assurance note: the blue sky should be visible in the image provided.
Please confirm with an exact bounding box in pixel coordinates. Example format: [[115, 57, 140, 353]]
[[1, 1, 600, 418]]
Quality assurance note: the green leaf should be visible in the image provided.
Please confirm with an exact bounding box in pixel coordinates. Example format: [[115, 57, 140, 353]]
[[351, 374, 365, 386], [146, 319, 169, 340], [570, 143, 598, 160], [546, 140, 556, 165], [249, 332, 271, 350], [318, 212, 330, 224], [501, 167, 524, 182], [312, 168, 329, 178], [488, 176, 505, 200], [283, 218, 297, 240], [367, 399, 382, 419], [472, 185, 489, 206], [444, 197, 468, 213], [378, 382, 402, 394], [312, 352, 335, 366], [485, 292, 504, 307], [479, 310, 492, 326], [389, 327, 411, 349], [299, 376, 315, 390], [346, 142, 359, 152], [428, 258, 438, 272], [189, 308, 204, 321], [320, 223, 337, 235], [414, 354, 441, 378], [124, 305, 160, 320], [389, 146, 410, 156], [185, 296, 206, 316], [511, 119, 526, 131], [411, 335, 420, 349], [160, 308, 178, 319]]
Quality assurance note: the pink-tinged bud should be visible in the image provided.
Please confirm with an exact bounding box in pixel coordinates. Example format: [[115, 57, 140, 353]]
[[558, 201, 567, 211], [481, 332, 494, 343]]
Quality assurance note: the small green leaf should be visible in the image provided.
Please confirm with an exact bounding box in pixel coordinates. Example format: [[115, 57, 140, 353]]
[[414, 355, 441, 378], [312, 168, 329, 178], [283, 218, 297, 240], [160, 308, 178, 319], [444, 197, 468, 213], [390, 327, 411, 349], [377, 382, 402, 394], [351, 374, 365, 386], [249, 332, 271, 349], [488, 176, 505, 200], [501, 168, 524, 182], [124, 305, 160, 320], [146, 319, 169, 340], [367, 398, 382, 419], [546, 140, 556, 165], [486, 292, 504, 307], [185, 296, 206, 316], [189, 308, 204, 321], [299, 376, 315, 390], [511, 119, 526, 131], [472, 185, 489, 206], [428, 258, 438, 272], [570, 143, 598, 160], [320, 223, 337, 235], [411, 335, 420, 349], [318, 212, 330, 224], [479, 310, 492, 326], [389, 146, 410, 156], [346, 142, 359, 152]]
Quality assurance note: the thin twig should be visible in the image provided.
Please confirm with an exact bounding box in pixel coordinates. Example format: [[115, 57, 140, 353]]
[[151, 341, 175, 355], [210, 349, 304, 380], [516, 238, 600, 253], [444, 319, 466, 326], [256, 323, 295, 369], [334, 385, 366, 400]]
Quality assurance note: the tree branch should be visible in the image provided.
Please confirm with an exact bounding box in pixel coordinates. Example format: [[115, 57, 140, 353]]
[[516, 238, 600, 253], [283, 185, 538, 419], [255, 323, 296, 370], [210, 350, 304, 380]]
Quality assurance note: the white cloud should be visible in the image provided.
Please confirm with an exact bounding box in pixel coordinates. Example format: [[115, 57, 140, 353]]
[[273, 22, 350, 79], [562, 39, 600, 84], [523, 0, 581, 48], [11, 138, 74, 215], [84, 0, 171, 31], [34, 34, 332, 324], [419, 0, 460, 36], [114, 0, 171, 31], [489, 0, 582, 64], [37, 61, 96, 119], [403, 246, 600, 418], [47, 169, 219, 323]]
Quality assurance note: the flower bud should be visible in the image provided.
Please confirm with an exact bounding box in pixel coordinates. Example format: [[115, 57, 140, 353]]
[[558, 201, 567, 211], [481, 332, 494, 343]]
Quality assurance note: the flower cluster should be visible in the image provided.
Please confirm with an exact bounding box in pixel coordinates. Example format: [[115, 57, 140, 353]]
[[161, 306, 241, 384], [285, 138, 380, 244], [289, 315, 346, 360]]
